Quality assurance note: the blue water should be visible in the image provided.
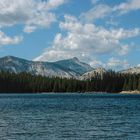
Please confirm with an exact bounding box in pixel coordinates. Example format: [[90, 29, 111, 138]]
[[0, 93, 140, 140]]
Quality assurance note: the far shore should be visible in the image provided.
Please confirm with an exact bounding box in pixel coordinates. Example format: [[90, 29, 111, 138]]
[[0, 91, 140, 94], [119, 90, 140, 94], [43, 91, 140, 94]]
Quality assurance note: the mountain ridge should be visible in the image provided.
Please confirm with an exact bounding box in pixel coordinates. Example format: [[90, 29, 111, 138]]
[[120, 66, 140, 74], [0, 56, 93, 78], [0, 56, 140, 79]]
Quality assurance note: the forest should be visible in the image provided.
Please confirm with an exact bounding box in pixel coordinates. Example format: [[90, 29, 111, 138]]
[[0, 71, 140, 93]]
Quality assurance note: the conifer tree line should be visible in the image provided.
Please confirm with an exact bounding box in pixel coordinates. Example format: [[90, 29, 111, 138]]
[[0, 71, 140, 93]]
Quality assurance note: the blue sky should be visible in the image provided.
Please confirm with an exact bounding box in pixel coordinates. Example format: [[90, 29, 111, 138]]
[[0, 0, 140, 70]]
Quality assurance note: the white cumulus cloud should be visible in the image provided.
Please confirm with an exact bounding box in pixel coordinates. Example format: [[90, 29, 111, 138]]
[[0, 31, 23, 46], [34, 15, 140, 64], [0, 0, 66, 33]]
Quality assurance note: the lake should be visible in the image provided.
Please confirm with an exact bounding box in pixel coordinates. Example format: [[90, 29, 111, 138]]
[[0, 93, 140, 140]]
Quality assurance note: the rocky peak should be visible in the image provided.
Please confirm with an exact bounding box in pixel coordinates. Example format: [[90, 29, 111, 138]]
[[71, 57, 79, 62]]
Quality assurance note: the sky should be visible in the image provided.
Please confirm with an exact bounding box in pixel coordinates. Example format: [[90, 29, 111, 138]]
[[0, 0, 140, 70]]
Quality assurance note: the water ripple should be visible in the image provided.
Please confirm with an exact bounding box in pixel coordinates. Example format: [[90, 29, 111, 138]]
[[0, 93, 140, 140]]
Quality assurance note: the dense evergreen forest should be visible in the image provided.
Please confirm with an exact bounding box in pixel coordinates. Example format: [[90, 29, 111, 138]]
[[0, 71, 140, 93]]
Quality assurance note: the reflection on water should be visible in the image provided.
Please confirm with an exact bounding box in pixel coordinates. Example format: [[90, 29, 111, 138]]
[[0, 93, 140, 140]]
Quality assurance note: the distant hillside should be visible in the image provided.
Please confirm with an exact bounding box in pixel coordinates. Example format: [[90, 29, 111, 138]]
[[80, 68, 106, 80], [120, 66, 140, 74]]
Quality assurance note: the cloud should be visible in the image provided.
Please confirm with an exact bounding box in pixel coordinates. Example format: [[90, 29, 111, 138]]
[[137, 64, 140, 67], [91, 0, 100, 5], [0, 31, 23, 46], [23, 25, 37, 33], [89, 57, 130, 70], [34, 15, 140, 63], [89, 60, 104, 68], [34, 0, 140, 70], [114, 0, 140, 14], [106, 57, 129, 70], [45, 0, 66, 10], [81, 0, 140, 22], [106, 19, 119, 26], [80, 4, 111, 22], [0, 0, 66, 32]]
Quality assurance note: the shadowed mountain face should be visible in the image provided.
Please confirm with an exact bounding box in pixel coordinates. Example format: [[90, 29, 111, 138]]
[[0, 56, 93, 78]]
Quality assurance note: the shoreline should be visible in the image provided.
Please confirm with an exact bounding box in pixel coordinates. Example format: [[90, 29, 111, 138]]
[[0, 91, 140, 94], [119, 90, 140, 94]]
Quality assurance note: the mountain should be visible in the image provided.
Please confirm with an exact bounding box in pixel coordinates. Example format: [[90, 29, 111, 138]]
[[120, 66, 140, 74], [2, 55, 140, 79], [54, 57, 93, 75], [0, 56, 93, 78], [80, 68, 106, 80]]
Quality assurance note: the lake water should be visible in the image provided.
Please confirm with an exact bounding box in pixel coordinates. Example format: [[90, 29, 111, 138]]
[[0, 93, 140, 140]]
